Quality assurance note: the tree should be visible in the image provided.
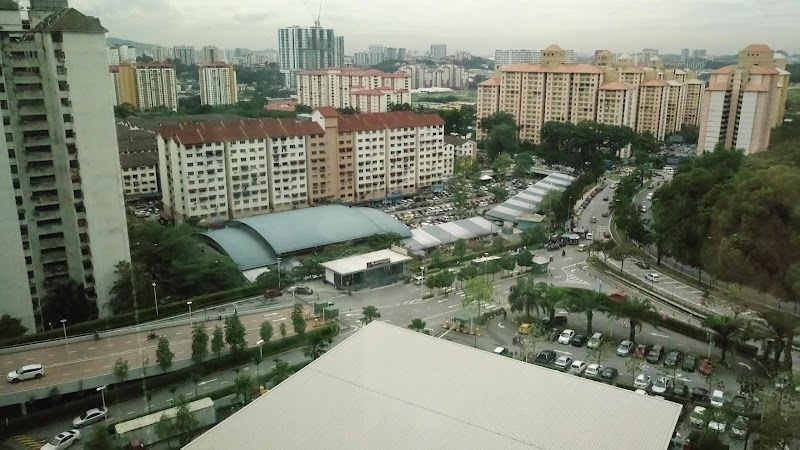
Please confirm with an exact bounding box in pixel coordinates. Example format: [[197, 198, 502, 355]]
[[190, 372, 202, 398], [479, 111, 517, 132], [512, 152, 534, 178], [260, 321, 274, 346], [156, 336, 174, 373], [303, 328, 333, 360], [508, 276, 545, 320], [484, 260, 502, 280], [211, 325, 225, 358], [41, 279, 97, 325], [491, 153, 513, 179], [234, 374, 255, 404], [82, 425, 114, 450], [463, 276, 494, 311], [174, 395, 200, 446], [154, 413, 177, 448], [290, 304, 307, 336], [112, 358, 129, 385], [702, 315, 748, 363], [191, 323, 209, 364], [520, 227, 547, 247], [224, 312, 247, 352], [499, 255, 517, 277], [453, 239, 467, 258], [491, 236, 505, 254], [270, 358, 292, 385], [609, 297, 655, 342], [279, 322, 288, 338], [539, 284, 568, 323], [609, 242, 639, 273], [488, 185, 509, 202], [457, 265, 478, 289], [516, 249, 533, 273], [408, 318, 427, 332], [0, 314, 27, 340], [108, 260, 151, 315], [561, 290, 611, 336], [485, 124, 519, 160], [362, 305, 381, 324]]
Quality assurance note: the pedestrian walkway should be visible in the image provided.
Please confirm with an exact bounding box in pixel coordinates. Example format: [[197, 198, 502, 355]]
[[7, 435, 42, 449]]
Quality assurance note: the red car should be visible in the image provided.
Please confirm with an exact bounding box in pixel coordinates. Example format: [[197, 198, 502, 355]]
[[699, 358, 713, 376], [609, 292, 628, 302], [263, 289, 282, 300]]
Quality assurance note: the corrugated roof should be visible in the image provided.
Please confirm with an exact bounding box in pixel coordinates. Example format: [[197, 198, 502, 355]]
[[160, 118, 324, 145], [186, 322, 682, 450], [337, 111, 444, 133], [35, 8, 107, 33], [320, 249, 412, 274], [202, 205, 412, 268], [486, 172, 575, 222], [402, 217, 497, 251], [119, 152, 158, 169]]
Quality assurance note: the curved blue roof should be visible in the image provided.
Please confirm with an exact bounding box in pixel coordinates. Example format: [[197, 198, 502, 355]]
[[202, 205, 411, 269]]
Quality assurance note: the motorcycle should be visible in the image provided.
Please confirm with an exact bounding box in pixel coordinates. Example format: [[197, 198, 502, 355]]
[[146, 332, 158, 340]]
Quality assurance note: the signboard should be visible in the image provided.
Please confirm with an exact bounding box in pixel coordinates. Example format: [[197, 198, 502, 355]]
[[366, 258, 391, 268]]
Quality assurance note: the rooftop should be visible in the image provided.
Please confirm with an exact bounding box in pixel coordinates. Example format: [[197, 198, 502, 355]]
[[641, 79, 668, 87], [742, 44, 773, 53], [443, 135, 472, 146], [201, 205, 412, 269], [499, 63, 604, 74], [599, 81, 630, 90], [337, 111, 444, 133], [402, 216, 498, 251], [159, 118, 324, 145], [119, 152, 158, 169], [34, 7, 107, 34], [486, 172, 575, 223], [186, 322, 682, 450], [124, 114, 245, 133], [320, 249, 412, 275]]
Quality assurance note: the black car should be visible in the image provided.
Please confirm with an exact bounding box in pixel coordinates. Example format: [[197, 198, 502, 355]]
[[602, 196, 609, 201], [292, 285, 314, 295], [635, 260, 651, 270], [673, 383, 690, 398], [533, 350, 557, 365], [542, 315, 568, 328], [571, 334, 588, 347], [599, 367, 619, 382], [731, 395, 752, 415], [682, 355, 698, 372], [691, 387, 709, 402], [664, 351, 682, 367]]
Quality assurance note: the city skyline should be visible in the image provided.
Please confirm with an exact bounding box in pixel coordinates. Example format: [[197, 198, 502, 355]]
[[70, 0, 800, 55]]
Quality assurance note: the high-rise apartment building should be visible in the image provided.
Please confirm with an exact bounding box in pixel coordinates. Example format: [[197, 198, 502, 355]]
[[152, 46, 172, 62], [0, 3, 130, 331], [477, 44, 706, 150], [296, 68, 410, 112], [201, 45, 220, 64], [157, 109, 447, 223], [683, 80, 705, 126], [173, 45, 196, 65], [279, 26, 343, 88], [199, 63, 238, 106], [698, 44, 791, 154], [494, 49, 542, 67], [429, 44, 447, 60], [110, 62, 178, 111]]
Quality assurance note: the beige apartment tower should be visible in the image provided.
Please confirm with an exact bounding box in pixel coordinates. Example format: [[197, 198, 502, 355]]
[[199, 62, 238, 106], [698, 44, 791, 154]]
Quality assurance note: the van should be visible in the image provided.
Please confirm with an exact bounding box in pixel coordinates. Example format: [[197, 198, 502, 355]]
[[412, 276, 426, 285], [646, 344, 665, 363], [493, 347, 510, 357], [587, 332, 603, 349], [645, 273, 661, 283], [577, 244, 587, 252]]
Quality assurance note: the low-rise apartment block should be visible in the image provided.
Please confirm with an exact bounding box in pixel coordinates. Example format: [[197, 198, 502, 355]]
[[444, 135, 477, 159], [117, 125, 160, 198], [158, 109, 448, 223], [296, 68, 410, 112], [477, 44, 706, 147]]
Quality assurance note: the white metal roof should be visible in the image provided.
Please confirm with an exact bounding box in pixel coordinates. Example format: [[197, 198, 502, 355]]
[[320, 249, 411, 275], [115, 397, 213, 435], [186, 322, 682, 450]]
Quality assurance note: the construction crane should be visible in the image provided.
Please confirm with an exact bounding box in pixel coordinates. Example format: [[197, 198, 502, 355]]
[[302, 0, 323, 27]]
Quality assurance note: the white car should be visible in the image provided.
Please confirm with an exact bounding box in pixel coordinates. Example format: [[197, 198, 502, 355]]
[[707, 411, 727, 432], [568, 360, 587, 375], [651, 377, 673, 394], [41, 430, 81, 450], [633, 374, 652, 390], [616, 340, 634, 356], [557, 329, 575, 344], [7, 364, 44, 383], [710, 389, 725, 408], [554, 355, 573, 370], [634, 389, 648, 396], [585, 363, 602, 378], [72, 408, 107, 428], [689, 406, 707, 427]]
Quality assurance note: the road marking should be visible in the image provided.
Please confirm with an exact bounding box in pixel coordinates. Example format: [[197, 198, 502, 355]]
[[197, 378, 217, 386], [106, 344, 115, 347], [448, 305, 457, 309], [87, 347, 95, 350], [48, 354, 55, 357], [264, 312, 279, 317], [650, 332, 670, 338], [175, 332, 183, 335], [438, 330, 451, 339], [124, 341, 132, 344], [26, 358, 34, 361], [554, 350, 573, 356], [275, 317, 288, 321], [69, 350, 77, 353], [203, 386, 211, 390], [84, 369, 91, 372], [498, 322, 505, 329], [127, 411, 136, 415], [220, 381, 228, 385]]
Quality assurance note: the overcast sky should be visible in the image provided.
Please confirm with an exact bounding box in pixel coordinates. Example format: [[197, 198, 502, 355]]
[[67, 0, 799, 55]]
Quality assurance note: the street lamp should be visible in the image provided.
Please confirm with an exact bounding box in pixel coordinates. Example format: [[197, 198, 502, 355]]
[[255, 339, 264, 379], [707, 332, 713, 357], [187, 301, 193, 322], [420, 266, 425, 301], [152, 282, 159, 317], [60, 319, 68, 355], [277, 257, 282, 289], [97, 385, 108, 425]]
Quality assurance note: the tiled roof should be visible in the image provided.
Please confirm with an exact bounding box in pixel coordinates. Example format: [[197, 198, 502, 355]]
[[125, 114, 245, 132], [641, 79, 668, 87], [116, 124, 157, 153], [119, 151, 158, 169], [712, 65, 737, 74], [477, 77, 500, 86], [444, 135, 471, 146], [200, 62, 233, 68], [742, 44, 772, 53], [620, 66, 646, 73], [299, 68, 407, 78], [596, 50, 613, 57], [748, 65, 779, 75], [0, 0, 19, 11], [316, 106, 339, 118], [744, 81, 770, 92], [499, 63, 603, 74], [706, 82, 729, 91], [599, 81, 630, 90], [542, 44, 564, 52], [160, 119, 324, 145], [338, 111, 444, 133], [384, 71, 411, 78], [35, 8, 107, 33], [352, 89, 388, 96]]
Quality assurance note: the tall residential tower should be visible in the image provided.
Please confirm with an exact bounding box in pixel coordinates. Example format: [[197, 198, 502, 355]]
[[278, 25, 344, 88]]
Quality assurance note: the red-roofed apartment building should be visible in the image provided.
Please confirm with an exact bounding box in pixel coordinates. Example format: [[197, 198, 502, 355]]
[[296, 69, 411, 113], [157, 109, 448, 224]]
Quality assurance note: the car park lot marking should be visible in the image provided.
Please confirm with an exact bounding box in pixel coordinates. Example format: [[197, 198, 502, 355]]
[[649, 332, 670, 338]]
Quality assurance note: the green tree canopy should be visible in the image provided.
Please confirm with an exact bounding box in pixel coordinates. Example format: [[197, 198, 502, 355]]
[[191, 323, 209, 364], [224, 312, 247, 352], [0, 314, 27, 339], [156, 336, 174, 373]]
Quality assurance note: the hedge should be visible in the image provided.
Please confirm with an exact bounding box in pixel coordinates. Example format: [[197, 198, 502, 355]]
[[0, 324, 337, 439]]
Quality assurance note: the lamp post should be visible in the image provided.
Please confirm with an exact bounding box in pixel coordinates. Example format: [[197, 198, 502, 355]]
[[187, 301, 193, 323], [60, 319, 68, 355], [152, 282, 159, 317], [255, 339, 264, 379], [420, 266, 425, 301], [707, 332, 713, 357], [277, 257, 282, 289], [97, 385, 108, 425]]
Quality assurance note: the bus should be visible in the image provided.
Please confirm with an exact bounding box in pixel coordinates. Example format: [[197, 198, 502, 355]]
[[471, 255, 501, 266]]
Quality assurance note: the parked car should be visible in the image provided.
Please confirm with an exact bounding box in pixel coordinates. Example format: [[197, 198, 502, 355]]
[[570, 334, 588, 347], [645, 273, 661, 283], [710, 389, 725, 408], [616, 340, 634, 356], [699, 358, 713, 376], [650, 377, 673, 395], [288, 285, 313, 295], [689, 406, 707, 427], [533, 350, 557, 365], [633, 374, 652, 390], [731, 394, 751, 415], [587, 332, 603, 349], [634, 344, 650, 358], [41, 430, 81, 450], [635, 260, 651, 270], [602, 196, 609, 201], [568, 360, 587, 375], [599, 367, 619, 383], [518, 323, 532, 335], [730, 416, 749, 439], [590, 216, 597, 223], [263, 289, 282, 300], [673, 383, 689, 398], [542, 315, 568, 327], [691, 387, 709, 402], [7, 364, 44, 383], [557, 329, 575, 345], [646, 345, 665, 364], [682, 355, 698, 372], [664, 351, 682, 367], [72, 408, 107, 428], [708, 411, 728, 433], [554, 355, 573, 370], [601, 211, 609, 217], [585, 364, 602, 378]]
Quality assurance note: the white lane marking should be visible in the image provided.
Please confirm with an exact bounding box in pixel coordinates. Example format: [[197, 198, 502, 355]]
[[124, 341, 132, 344], [197, 378, 217, 386], [48, 354, 56, 357], [87, 347, 95, 350], [438, 330, 451, 339], [106, 344, 115, 347]]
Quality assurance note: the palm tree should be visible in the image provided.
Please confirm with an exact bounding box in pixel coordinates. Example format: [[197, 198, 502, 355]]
[[303, 332, 330, 360], [507, 276, 543, 320], [361, 305, 381, 325], [561, 290, 612, 336], [540, 284, 568, 323], [270, 358, 292, 385], [702, 315, 748, 363], [609, 297, 655, 342], [408, 318, 426, 332]]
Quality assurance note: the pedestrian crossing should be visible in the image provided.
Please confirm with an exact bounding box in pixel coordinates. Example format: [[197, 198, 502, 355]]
[[10, 435, 44, 449]]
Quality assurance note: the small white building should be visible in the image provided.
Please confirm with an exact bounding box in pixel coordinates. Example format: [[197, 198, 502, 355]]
[[444, 135, 477, 159], [320, 249, 411, 291]]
